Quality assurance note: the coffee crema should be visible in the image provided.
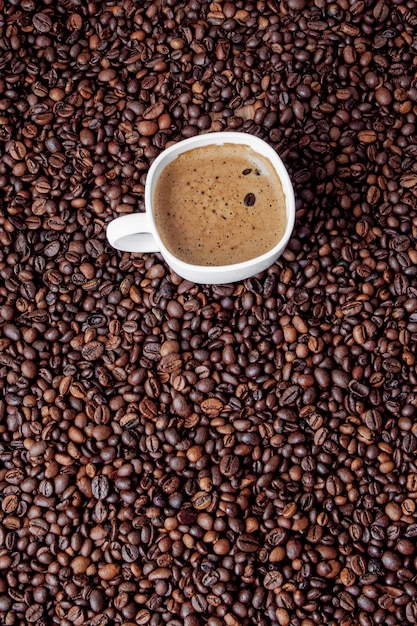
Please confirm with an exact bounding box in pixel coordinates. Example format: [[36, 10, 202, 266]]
[[153, 143, 287, 266]]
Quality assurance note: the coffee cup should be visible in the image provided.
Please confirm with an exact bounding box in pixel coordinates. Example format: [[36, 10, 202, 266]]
[[106, 132, 295, 284]]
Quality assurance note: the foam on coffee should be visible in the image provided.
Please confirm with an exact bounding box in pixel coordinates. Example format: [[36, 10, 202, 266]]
[[153, 143, 287, 266]]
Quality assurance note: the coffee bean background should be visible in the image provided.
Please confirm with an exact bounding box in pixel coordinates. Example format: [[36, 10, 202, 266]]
[[1, 1, 417, 625]]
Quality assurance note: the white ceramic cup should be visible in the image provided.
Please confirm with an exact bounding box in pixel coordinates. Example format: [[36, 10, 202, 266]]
[[106, 132, 295, 284]]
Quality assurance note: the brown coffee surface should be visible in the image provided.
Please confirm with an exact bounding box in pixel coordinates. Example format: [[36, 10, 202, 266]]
[[153, 143, 287, 266]]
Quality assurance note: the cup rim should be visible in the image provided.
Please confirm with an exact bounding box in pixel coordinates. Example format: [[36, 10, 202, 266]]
[[144, 131, 295, 275]]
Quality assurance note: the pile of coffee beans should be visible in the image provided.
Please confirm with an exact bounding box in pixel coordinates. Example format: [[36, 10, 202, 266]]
[[1, 1, 417, 625]]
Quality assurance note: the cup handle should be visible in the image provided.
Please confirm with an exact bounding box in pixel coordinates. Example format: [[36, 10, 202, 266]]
[[106, 213, 159, 253]]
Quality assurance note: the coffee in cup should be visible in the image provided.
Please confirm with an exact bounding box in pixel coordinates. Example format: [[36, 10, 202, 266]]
[[106, 132, 295, 284]]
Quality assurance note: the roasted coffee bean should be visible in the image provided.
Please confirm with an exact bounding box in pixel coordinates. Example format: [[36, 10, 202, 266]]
[[200, 398, 223, 415], [236, 535, 259, 553], [339, 591, 355, 611], [136, 609, 151, 625], [219, 455, 240, 477], [266, 528, 288, 546], [264, 570, 283, 590], [244, 193, 256, 206], [25, 604, 44, 623], [121, 544, 139, 563], [406, 601, 417, 623], [91, 475, 109, 500], [28, 518, 49, 538], [350, 555, 367, 576], [82, 341, 105, 361], [32, 12, 52, 32]]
